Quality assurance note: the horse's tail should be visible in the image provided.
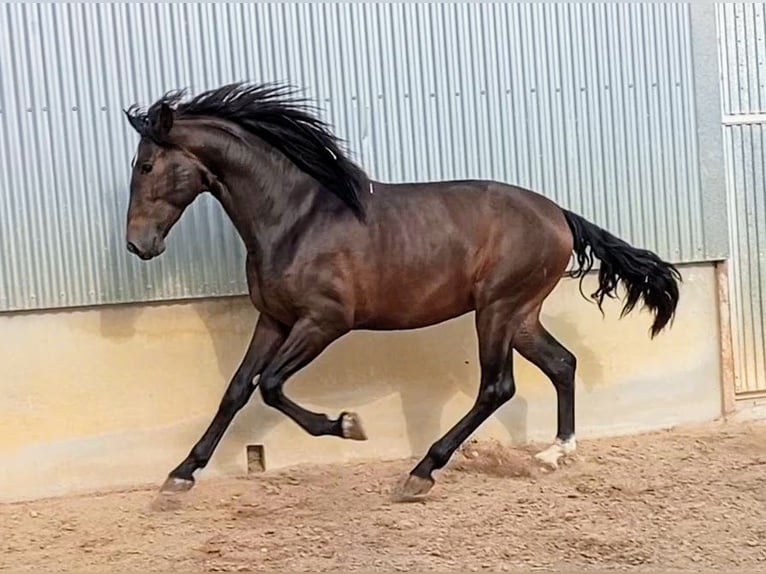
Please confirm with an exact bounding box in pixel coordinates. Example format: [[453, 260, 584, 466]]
[[561, 209, 682, 338]]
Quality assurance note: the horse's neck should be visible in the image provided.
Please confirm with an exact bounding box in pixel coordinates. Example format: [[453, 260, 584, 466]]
[[222, 177, 319, 263], [179, 122, 319, 255]]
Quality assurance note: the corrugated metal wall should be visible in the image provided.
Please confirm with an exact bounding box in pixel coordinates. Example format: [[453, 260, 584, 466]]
[[718, 3, 766, 395], [0, 3, 711, 312]]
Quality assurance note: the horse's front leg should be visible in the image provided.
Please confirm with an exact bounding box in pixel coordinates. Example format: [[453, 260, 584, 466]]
[[258, 317, 367, 441], [160, 313, 286, 493]]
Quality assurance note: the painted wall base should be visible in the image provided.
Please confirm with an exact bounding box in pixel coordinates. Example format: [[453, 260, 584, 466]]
[[1, 264, 722, 502]]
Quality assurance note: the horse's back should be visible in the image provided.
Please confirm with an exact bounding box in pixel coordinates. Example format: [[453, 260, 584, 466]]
[[338, 179, 572, 329], [367, 179, 571, 256], [370, 178, 567, 220]]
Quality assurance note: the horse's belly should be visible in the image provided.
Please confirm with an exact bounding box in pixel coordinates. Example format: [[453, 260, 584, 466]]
[[358, 273, 474, 330]]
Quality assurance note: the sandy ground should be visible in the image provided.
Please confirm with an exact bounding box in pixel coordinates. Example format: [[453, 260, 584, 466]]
[[1, 419, 765, 572]]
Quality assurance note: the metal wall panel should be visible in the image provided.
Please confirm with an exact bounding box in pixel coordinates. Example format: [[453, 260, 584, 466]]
[[0, 3, 709, 312], [718, 3, 766, 117], [724, 124, 766, 394], [718, 4, 766, 394]]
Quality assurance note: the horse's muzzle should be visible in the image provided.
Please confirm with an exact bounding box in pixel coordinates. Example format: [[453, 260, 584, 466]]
[[126, 237, 165, 260]]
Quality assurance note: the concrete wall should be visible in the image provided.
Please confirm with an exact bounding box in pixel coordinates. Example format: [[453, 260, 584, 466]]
[[1, 263, 722, 503]]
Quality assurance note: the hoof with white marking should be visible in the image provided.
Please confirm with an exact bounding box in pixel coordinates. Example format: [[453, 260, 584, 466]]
[[534, 436, 577, 470], [340, 412, 368, 441]]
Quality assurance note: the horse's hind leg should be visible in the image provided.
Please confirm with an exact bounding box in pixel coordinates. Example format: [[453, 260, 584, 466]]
[[397, 301, 518, 500], [514, 314, 577, 469]]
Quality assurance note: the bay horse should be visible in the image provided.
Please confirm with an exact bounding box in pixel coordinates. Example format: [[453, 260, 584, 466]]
[[123, 82, 681, 499]]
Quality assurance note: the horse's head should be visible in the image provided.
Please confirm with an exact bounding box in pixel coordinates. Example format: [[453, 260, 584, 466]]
[[123, 102, 212, 260]]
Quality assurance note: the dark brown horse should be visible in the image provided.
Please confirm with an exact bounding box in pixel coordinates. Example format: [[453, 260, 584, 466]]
[[124, 82, 681, 499]]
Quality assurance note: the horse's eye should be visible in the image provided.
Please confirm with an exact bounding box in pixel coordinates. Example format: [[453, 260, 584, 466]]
[[140, 163, 153, 174]]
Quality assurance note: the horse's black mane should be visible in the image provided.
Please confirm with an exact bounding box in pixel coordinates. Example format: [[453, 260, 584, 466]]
[[125, 82, 368, 219]]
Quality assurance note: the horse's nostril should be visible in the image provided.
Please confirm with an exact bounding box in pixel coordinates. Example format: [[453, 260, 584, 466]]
[[126, 241, 139, 255]]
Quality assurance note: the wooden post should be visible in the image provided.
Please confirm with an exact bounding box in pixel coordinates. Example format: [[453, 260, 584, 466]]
[[716, 260, 737, 417]]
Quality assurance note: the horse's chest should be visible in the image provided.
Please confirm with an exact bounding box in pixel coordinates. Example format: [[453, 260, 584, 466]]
[[247, 281, 297, 324], [245, 260, 299, 325]]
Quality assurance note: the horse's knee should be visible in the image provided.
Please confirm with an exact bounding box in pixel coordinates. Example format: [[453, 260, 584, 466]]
[[498, 377, 516, 403], [259, 378, 281, 407], [480, 376, 516, 407]]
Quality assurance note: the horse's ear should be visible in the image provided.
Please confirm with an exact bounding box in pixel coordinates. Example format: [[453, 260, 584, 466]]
[[153, 103, 174, 138], [123, 109, 146, 135]]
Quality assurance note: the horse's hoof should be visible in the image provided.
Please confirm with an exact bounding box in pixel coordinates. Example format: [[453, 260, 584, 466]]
[[160, 476, 195, 493], [534, 449, 561, 470], [534, 437, 577, 470], [340, 412, 368, 441], [393, 474, 434, 502]]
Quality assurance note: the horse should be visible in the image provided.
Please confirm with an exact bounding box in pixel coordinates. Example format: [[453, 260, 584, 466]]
[[123, 82, 681, 500]]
